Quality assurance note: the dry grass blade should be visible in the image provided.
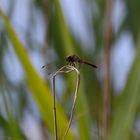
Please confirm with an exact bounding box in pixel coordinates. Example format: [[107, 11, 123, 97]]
[[51, 65, 80, 140]]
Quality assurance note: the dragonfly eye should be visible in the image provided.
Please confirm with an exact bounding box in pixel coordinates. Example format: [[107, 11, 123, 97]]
[[65, 56, 69, 61], [65, 56, 72, 62]]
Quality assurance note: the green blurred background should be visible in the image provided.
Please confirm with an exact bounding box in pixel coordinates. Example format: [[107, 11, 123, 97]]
[[0, 0, 140, 140]]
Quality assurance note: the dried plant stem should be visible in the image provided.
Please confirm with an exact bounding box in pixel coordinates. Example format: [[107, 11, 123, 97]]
[[62, 67, 80, 140], [52, 65, 80, 140], [52, 76, 58, 140], [102, 0, 113, 139]]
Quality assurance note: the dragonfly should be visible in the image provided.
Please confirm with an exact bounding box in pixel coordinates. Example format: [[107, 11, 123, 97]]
[[65, 54, 97, 68], [42, 54, 97, 72]]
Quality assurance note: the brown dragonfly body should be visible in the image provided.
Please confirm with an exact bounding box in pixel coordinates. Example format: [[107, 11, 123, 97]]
[[65, 54, 97, 68]]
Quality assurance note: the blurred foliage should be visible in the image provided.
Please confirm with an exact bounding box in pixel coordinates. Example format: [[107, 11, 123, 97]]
[[0, 0, 140, 140]]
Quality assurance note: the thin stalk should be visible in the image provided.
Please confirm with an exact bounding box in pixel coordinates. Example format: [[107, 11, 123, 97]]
[[62, 67, 80, 139], [52, 76, 58, 140], [52, 65, 80, 140], [102, 0, 113, 139]]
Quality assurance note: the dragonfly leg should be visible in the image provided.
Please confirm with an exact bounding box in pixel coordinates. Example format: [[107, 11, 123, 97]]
[[73, 62, 76, 67], [68, 62, 75, 67]]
